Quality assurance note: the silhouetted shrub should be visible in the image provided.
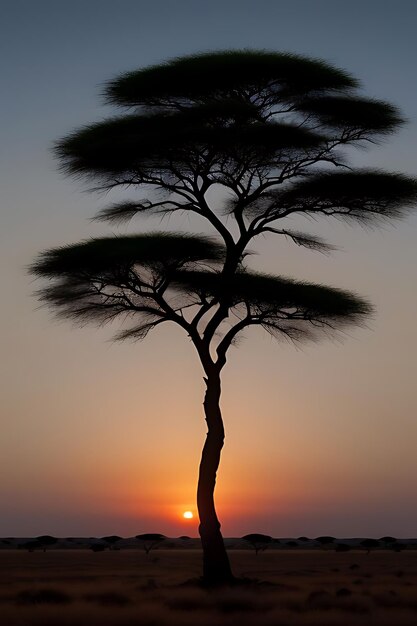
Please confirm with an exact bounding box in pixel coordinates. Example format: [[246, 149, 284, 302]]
[[101, 535, 122, 549], [136, 533, 166, 555], [36, 535, 58, 552], [242, 534, 273, 555], [315, 536, 335, 546], [379, 535, 396, 544]]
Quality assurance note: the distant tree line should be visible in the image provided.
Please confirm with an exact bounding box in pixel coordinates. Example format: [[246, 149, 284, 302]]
[[6, 533, 409, 554]]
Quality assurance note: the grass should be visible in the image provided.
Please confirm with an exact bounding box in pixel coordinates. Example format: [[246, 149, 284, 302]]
[[1, 549, 417, 625]]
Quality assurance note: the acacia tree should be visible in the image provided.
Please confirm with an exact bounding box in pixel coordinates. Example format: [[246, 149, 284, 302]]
[[30, 51, 417, 585], [242, 533, 273, 555]]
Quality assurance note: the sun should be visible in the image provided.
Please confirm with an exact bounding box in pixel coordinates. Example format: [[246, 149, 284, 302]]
[[183, 511, 194, 519]]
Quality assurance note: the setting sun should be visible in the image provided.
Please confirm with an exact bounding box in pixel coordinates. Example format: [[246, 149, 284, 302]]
[[183, 511, 194, 519]]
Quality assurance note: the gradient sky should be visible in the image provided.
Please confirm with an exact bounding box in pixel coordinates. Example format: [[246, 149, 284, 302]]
[[1, 0, 417, 538]]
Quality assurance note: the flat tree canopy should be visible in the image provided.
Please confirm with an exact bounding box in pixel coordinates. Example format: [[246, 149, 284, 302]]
[[31, 50, 417, 585]]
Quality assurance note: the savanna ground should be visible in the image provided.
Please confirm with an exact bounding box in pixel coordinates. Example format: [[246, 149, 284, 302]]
[[1, 549, 417, 625]]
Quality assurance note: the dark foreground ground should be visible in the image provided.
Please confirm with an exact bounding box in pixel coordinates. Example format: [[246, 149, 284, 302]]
[[1, 549, 416, 625]]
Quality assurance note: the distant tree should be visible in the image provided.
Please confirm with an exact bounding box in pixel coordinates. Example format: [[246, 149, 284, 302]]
[[36, 535, 58, 552], [136, 533, 166, 556], [315, 536, 336, 546], [101, 535, 123, 550], [31, 50, 417, 585], [242, 533, 273, 555], [360, 538, 380, 554], [379, 536, 396, 545], [297, 537, 310, 542], [378, 536, 404, 552], [286, 540, 298, 547]]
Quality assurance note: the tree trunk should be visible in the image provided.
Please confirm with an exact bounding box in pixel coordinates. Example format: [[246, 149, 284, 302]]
[[197, 372, 234, 585]]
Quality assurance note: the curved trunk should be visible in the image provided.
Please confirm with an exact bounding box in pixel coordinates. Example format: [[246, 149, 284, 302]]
[[197, 372, 234, 585]]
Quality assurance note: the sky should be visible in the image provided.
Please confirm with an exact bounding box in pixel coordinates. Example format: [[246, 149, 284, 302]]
[[1, 0, 417, 538]]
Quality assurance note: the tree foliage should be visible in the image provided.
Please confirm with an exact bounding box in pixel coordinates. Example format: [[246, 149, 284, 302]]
[[32, 50, 417, 354], [136, 533, 166, 555], [30, 50, 417, 584], [315, 536, 335, 545], [360, 538, 380, 554], [36, 535, 58, 552], [242, 533, 273, 555], [101, 535, 123, 549]]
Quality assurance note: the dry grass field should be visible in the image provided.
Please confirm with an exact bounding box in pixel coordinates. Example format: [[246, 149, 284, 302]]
[[1, 549, 417, 625]]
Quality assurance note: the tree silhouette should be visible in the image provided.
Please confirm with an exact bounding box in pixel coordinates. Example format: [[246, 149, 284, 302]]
[[36, 535, 58, 552], [379, 536, 396, 545], [242, 533, 273, 555], [101, 535, 123, 550], [136, 533, 166, 556], [360, 538, 380, 554], [30, 51, 417, 585], [315, 536, 336, 546]]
